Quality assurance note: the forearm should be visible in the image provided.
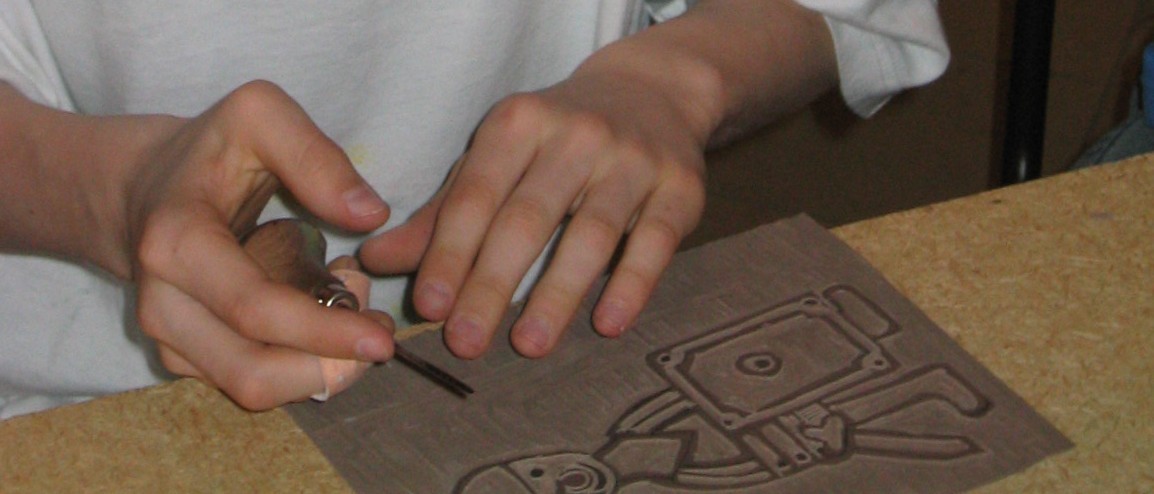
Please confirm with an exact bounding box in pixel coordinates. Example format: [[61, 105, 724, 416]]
[[576, 0, 837, 148], [0, 82, 177, 278]]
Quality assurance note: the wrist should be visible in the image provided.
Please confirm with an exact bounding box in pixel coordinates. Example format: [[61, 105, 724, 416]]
[[0, 84, 182, 279], [74, 113, 184, 279], [573, 35, 726, 148], [580, 0, 837, 148]]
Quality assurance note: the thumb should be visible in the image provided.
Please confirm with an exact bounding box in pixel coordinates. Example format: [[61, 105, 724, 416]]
[[220, 81, 391, 233]]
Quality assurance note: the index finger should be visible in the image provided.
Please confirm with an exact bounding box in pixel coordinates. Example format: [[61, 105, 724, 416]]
[[138, 204, 395, 362]]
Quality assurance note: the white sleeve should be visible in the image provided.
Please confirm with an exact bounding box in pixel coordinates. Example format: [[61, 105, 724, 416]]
[[792, 0, 949, 117], [0, 0, 74, 109]]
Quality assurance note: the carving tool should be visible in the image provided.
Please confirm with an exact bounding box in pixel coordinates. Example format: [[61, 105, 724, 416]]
[[241, 218, 474, 398]]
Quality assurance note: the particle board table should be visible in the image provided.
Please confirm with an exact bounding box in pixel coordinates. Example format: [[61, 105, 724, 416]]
[[1, 154, 1151, 493]]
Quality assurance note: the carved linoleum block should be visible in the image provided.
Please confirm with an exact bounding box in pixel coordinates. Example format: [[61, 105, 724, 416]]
[[287, 215, 1071, 494]]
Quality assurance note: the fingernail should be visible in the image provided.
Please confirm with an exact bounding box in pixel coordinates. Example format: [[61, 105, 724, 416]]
[[515, 316, 553, 356], [355, 337, 390, 361], [418, 281, 452, 317], [343, 184, 387, 218], [447, 315, 486, 358], [595, 301, 630, 337], [310, 357, 331, 402]]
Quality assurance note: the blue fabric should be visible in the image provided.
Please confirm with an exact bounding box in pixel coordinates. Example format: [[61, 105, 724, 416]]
[[1074, 42, 1154, 169], [1072, 111, 1154, 169]]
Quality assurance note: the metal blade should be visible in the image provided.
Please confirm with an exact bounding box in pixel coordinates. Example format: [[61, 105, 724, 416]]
[[393, 345, 475, 398]]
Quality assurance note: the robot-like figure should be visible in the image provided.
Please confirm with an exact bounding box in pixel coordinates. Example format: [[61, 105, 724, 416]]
[[457, 286, 990, 493]]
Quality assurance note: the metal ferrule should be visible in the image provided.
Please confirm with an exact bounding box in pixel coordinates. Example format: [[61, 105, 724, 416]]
[[315, 283, 360, 311]]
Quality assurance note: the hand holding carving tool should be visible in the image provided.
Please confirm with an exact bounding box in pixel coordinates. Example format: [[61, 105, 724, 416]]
[[240, 218, 474, 398]]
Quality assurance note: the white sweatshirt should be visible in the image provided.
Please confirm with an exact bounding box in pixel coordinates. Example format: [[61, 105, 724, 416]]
[[0, 0, 948, 418]]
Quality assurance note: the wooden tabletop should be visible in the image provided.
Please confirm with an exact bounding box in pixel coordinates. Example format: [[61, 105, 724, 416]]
[[2, 155, 1151, 493]]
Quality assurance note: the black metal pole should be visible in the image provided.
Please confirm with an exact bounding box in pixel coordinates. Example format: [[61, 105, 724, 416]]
[[1000, 0, 1057, 185]]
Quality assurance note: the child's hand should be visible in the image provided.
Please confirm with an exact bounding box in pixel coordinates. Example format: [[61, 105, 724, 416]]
[[124, 81, 395, 409], [360, 47, 711, 360], [360, 0, 837, 361]]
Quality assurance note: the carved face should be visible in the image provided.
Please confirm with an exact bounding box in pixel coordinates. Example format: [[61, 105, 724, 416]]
[[456, 453, 616, 494]]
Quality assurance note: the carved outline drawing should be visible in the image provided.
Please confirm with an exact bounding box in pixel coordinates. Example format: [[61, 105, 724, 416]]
[[456, 285, 992, 493]]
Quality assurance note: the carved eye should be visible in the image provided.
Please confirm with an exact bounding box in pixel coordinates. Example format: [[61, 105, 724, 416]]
[[556, 464, 609, 493], [736, 352, 781, 377]]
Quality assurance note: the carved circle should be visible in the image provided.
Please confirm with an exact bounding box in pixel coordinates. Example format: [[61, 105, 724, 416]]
[[736, 352, 781, 377], [556, 464, 610, 493]]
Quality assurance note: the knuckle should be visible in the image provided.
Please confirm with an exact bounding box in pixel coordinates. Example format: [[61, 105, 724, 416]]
[[290, 132, 348, 179], [223, 80, 288, 114], [224, 368, 279, 411], [615, 136, 654, 163], [135, 220, 173, 278], [612, 261, 658, 295], [213, 80, 297, 134], [158, 351, 192, 377], [639, 217, 683, 253], [485, 94, 549, 140], [236, 79, 284, 96], [223, 290, 267, 339], [657, 165, 707, 229], [613, 138, 665, 181], [570, 210, 623, 251], [135, 303, 166, 340], [289, 146, 334, 182], [423, 247, 475, 280], [500, 195, 555, 234], [669, 162, 706, 193], [440, 179, 500, 219], [562, 112, 614, 149], [469, 272, 517, 303], [540, 273, 588, 307], [136, 215, 183, 278]]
